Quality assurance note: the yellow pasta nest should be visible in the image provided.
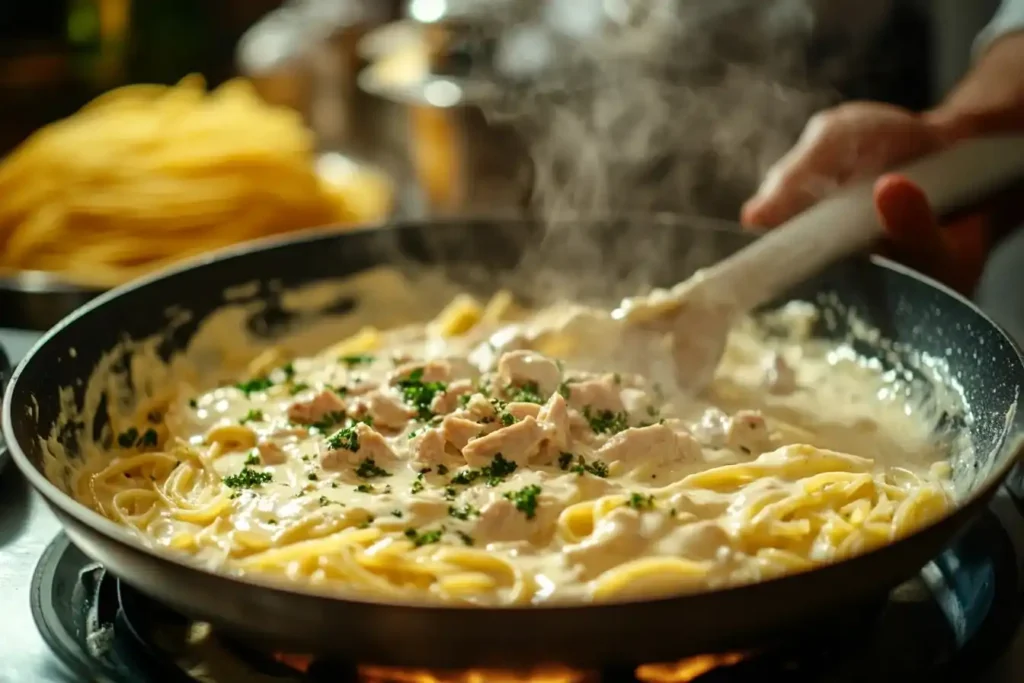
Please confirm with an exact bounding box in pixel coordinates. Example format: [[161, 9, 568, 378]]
[[0, 75, 392, 287]]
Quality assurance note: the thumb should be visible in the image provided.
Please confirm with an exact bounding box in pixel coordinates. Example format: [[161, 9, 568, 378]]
[[872, 174, 953, 279]]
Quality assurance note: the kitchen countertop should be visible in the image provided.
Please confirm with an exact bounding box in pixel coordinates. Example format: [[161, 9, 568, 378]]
[[1, 326, 1022, 682]]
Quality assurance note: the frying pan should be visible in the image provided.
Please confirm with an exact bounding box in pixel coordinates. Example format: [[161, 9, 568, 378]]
[[4, 216, 1024, 669]]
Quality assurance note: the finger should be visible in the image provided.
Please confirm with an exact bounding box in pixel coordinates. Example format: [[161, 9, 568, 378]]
[[872, 174, 953, 278], [742, 114, 850, 229]]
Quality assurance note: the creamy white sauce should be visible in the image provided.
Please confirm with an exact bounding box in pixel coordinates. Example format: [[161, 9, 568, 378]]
[[42, 269, 959, 606]]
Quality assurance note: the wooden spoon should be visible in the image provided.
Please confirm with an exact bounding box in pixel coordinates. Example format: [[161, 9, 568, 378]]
[[613, 134, 1024, 393]]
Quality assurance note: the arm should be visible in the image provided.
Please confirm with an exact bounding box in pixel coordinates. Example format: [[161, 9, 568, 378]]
[[924, 4, 1024, 141]]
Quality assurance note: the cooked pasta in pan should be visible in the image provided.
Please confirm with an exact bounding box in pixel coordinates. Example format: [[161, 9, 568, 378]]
[[73, 292, 953, 605]]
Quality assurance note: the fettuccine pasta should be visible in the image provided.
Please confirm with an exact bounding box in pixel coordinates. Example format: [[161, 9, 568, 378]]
[[0, 75, 392, 287], [74, 294, 953, 605]]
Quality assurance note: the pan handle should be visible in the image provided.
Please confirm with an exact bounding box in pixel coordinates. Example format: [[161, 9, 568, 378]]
[[989, 467, 1024, 596]]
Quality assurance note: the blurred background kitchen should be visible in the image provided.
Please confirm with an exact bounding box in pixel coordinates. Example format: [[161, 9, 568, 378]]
[[0, 0, 1008, 301]]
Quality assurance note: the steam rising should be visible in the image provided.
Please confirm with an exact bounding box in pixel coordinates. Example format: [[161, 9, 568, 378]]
[[466, 0, 843, 302]]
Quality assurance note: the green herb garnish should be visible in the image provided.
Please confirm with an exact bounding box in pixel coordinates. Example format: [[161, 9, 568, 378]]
[[356, 483, 375, 494], [244, 451, 261, 466], [410, 479, 425, 494], [188, 398, 198, 409], [355, 457, 391, 479], [437, 464, 450, 475], [397, 368, 447, 419], [504, 484, 542, 520], [281, 363, 295, 380], [482, 453, 517, 485], [456, 531, 475, 546], [240, 408, 264, 424], [506, 381, 544, 404], [568, 455, 609, 478], [448, 504, 479, 520], [391, 509, 404, 518], [326, 424, 360, 452], [340, 354, 375, 367], [289, 383, 310, 395], [450, 469, 481, 486], [583, 406, 630, 435], [500, 412, 517, 426], [236, 377, 273, 396], [307, 472, 319, 481], [557, 452, 574, 470], [627, 492, 655, 510], [557, 382, 571, 399], [404, 527, 444, 547], [223, 468, 273, 489], [310, 411, 347, 433]]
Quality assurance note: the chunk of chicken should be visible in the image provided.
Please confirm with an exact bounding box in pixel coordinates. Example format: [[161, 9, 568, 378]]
[[473, 498, 533, 543], [496, 350, 561, 396], [442, 415, 484, 451], [537, 392, 571, 451], [595, 423, 698, 467], [287, 390, 345, 425], [320, 423, 395, 471], [410, 428, 446, 467], [691, 407, 729, 448], [462, 416, 546, 467], [725, 410, 772, 455], [762, 351, 797, 395], [390, 358, 467, 384], [505, 402, 541, 421], [256, 439, 288, 465], [352, 390, 414, 430], [430, 378, 474, 415], [564, 376, 623, 413]]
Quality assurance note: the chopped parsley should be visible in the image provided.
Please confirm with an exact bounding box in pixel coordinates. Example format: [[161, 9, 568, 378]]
[[583, 406, 630, 435], [307, 473, 319, 481], [504, 484, 543, 520], [443, 486, 457, 500], [236, 377, 273, 396], [310, 411, 347, 432], [500, 412, 517, 426], [568, 455, 609, 478], [404, 527, 444, 547], [318, 495, 329, 507], [188, 398, 198, 409], [340, 354, 375, 367], [458, 394, 472, 407], [397, 368, 447, 419], [506, 381, 544, 404], [326, 424, 360, 452], [448, 504, 479, 520], [240, 408, 264, 424], [223, 468, 273, 489], [437, 464, 450, 476], [410, 479, 425, 494], [557, 382, 571, 399], [280, 363, 295, 380], [391, 509, 404, 518], [355, 483, 375, 494], [355, 458, 391, 479], [627, 492, 655, 510], [244, 451, 261, 466], [557, 452, 574, 470], [449, 453, 518, 488], [289, 382, 310, 395], [456, 531, 475, 546]]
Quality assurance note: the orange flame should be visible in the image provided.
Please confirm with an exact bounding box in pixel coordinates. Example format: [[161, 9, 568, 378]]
[[272, 652, 748, 683]]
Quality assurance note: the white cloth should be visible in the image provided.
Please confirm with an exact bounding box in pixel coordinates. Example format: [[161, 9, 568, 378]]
[[976, 0, 1024, 53]]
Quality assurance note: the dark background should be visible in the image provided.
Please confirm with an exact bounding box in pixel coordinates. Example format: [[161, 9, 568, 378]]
[[0, 1, 1005, 156]]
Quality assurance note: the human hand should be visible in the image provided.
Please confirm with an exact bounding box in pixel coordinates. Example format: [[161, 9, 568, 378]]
[[870, 174, 989, 296], [741, 102, 948, 229]]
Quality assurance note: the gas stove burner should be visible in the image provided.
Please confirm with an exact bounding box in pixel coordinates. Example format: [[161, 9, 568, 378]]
[[29, 513, 1023, 683]]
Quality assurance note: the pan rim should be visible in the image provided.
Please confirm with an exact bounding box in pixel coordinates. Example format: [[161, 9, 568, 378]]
[[4, 216, 1023, 615]]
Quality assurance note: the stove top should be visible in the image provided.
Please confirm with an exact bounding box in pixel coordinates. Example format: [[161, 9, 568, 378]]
[[1, 327, 1023, 683]]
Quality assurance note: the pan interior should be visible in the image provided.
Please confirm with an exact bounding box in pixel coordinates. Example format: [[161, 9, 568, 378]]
[[5, 216, 1022, 603]]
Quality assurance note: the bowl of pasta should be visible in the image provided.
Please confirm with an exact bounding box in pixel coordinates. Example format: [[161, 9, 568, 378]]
[[0, 75, 394, 330], [3, 215, 1023, 668]]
